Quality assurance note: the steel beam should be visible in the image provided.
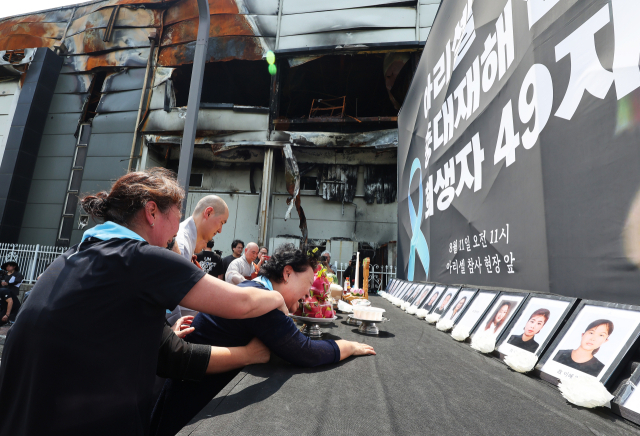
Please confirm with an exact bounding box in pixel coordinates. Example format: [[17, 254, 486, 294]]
[[177, 0, 210, 216]]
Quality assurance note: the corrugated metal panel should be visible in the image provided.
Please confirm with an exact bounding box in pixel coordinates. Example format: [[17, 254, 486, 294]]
[[96, 88, 143, 113], [144, 131, 269, 144], [419, 4, 439, 28], [0, 8, 74, 25], [83, 155, 130, 180], [158, 37, 273, 66], [86, 132, 136, 156], [278, 29, 416, 50], [48, 93, 88, 114], [142, 108, 269, 132], [164, 0, 278, 25], [161, 14, 276, 47], [282, 0, 412, 15], [54, 74, 93, 93], [43, 113, 84, 135], [63, 47, 150, 71], [64, 28, 155, 54], [32, 156, 74, 180], [91, 111, 138, 133], [65, 7, 162, 37], [279, 7, 416, 37], [102, 68, 146, 92], [420, 27, 431, 42], [0, 95, 13, 115], [37, 134, 78, 157], [26, 180, 69, 204]]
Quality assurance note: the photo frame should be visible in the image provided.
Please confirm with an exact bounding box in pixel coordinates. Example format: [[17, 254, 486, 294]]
[[409, 284, 434, 307], [612, 363, 640, 426], [402, 283, 423, 302], [384, 279, 398, 293], [428, 286, 462, 316], [418, 284, 447, 311], [393, 281, 410, 298], [537, 300, 640, 387], [470, 291, 529, 341], [453, 289, 500, 334], [496, 294, 576, 359], [440, 287, 478, 324]]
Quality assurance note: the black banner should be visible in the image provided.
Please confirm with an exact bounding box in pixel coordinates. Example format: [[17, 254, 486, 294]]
[[398, 0, 640, 304]]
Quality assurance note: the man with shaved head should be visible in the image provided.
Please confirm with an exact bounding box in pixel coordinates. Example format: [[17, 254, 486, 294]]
[[169, 195, 229, 322], [225, 242, 265, 284]]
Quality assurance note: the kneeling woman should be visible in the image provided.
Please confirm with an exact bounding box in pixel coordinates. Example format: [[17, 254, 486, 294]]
[[151, 244, 375, 435]]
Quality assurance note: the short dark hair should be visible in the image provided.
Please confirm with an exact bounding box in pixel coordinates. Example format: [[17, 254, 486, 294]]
[[259, 246, 268, 252], [259, 243, 317, 284], [231, 239, 244, 250], [206, 240, 214, 249], [584, 319, 614, 355]]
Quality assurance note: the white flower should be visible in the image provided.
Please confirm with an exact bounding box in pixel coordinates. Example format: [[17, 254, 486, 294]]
[[406, 305, 418, 315], [559, 375, 613, 408], [393, 298, 402, 307], [436, 318, 455, 332], [424, 313, 441, 324], [470, 330, 496, 353], [451, 325, 470, 341], [415, 309, 429, 319], [504, 349, 538, 373]]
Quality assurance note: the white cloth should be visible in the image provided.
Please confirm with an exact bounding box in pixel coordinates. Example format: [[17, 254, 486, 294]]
[[168, 217, 199, 324], [225, 254, 255, 284], [176, 217, 197, 262]]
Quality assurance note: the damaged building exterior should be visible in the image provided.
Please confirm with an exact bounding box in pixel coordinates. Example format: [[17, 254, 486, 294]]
[[0, 0, 440, 270]]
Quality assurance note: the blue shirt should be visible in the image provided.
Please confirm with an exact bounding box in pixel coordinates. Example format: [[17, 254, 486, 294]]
[[187, 281, 340, 367]]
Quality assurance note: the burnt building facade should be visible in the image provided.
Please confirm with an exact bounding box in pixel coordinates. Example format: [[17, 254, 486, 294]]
[[0, 0, 439, 266]]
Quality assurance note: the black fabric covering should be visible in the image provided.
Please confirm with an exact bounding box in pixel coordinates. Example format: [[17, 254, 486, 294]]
[[156, 325, 211, 381], [173, 297, 640, 435]]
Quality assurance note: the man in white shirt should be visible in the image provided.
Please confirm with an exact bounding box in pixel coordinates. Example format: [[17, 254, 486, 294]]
[[169, 195, 229, 322], [225, 242, 264, 284]]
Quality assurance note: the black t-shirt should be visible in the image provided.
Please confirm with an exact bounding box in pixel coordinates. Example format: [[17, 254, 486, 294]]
[[196, 251, 224, 278], [0, 237, 205, 435], [507, 334, 539, 353], [552, 349, 605, 377], [0, 271, 23, 290], [222, 255, 238, 276], [0, 288, 21, 321]]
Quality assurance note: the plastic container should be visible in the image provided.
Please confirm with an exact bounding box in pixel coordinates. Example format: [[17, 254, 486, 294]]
[[353, 306, 385, 321]]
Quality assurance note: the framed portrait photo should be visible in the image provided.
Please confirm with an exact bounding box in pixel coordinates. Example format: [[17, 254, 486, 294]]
[[390, 280, 405, 296], [470, 291, 528, 340], [440, 288, 478, 324], [453, 289, 500, 334], [418, 284, 447, 311], [384, 279, 398, 293], [496, 295, 577, 358], [428, 286, 462, 316], [409, 284, 435, 308], [613, 364, 640, 426], [402, 283, 423, 302], [538, 300, 640, 386], [393, 281, 410, 298]]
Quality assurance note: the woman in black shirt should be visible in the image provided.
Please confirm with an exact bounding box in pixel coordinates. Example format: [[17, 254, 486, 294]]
[[506, 308, 550, 354], [552, 319, 613, 377], [0, 168, 285, 436], [434, 293, 452, 315]]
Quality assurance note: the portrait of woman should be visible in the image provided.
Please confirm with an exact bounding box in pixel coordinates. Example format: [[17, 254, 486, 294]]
[[552, 319, 613, 377], [484, 301, 515, 334], [422, 292, 440, 311], [449, 297, 467, 320], [506, 309, 550, 353], [434, 293, 452, 315]]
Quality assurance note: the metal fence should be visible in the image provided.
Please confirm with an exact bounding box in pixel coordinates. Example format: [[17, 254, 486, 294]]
[[0, 244, 67, 284], [335, 263, 396, 292]]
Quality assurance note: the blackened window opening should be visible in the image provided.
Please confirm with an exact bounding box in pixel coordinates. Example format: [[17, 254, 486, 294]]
[[173, 60, 271, 108], [82, 71, 107, 122], [278, 54, 413, 121]]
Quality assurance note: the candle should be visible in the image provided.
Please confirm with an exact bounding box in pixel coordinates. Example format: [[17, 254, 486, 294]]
[[354, 252, 360, 288]]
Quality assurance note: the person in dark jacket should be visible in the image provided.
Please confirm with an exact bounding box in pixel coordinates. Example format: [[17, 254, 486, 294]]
[[0, 261, 23, 325], [150, 243, 376, 436]]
